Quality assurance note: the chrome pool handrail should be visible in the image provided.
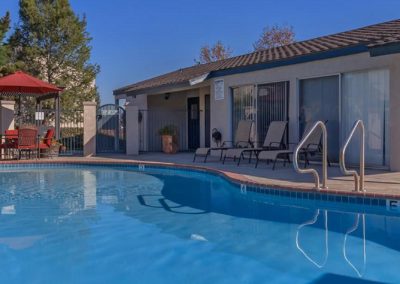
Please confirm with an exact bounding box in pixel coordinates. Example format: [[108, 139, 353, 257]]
[[293, 121, 328, 190], [339, 120, 365, 192]]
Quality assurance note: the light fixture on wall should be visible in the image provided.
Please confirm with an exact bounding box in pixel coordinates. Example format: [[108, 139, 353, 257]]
[[164, 93, 170, 100]]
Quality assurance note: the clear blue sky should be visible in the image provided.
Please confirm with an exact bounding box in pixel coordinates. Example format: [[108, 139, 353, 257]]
[[1, 0, 400, 103]]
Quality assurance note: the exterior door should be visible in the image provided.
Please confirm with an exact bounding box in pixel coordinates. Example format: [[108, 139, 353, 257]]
[[187, 97, 200, 150], [204, 95, 211, 147]]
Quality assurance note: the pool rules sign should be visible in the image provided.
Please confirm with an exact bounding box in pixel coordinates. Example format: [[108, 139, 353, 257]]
[[214, 79, 224, 100]]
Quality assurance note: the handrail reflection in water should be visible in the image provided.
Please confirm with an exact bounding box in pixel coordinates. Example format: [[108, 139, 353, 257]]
[[343, 213, 367, 277], [296, 209, 329, 268]]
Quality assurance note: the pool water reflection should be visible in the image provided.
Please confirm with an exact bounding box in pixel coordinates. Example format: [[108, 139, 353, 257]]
[[0, 165, 398, 284]]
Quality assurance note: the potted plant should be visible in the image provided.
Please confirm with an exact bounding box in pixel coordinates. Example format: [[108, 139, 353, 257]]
[[49, 140, 63, 157], [158, 125, 179, 154]]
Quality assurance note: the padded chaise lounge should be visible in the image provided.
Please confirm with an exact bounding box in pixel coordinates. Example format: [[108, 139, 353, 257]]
[[193, 120, 254, 162], [255, 121, 331, 169], [222, 121, 288, 165]]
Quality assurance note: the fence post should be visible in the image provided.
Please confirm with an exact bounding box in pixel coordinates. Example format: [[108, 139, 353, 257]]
[[83, 102, 97, 157], [0, 100, 15, 133], [125, 103, 139, 155]]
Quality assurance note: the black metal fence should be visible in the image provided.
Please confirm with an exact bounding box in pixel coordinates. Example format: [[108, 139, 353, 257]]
[[96, 104, 126, 154], [139, 109, 187, 152], [16, 108, 84, 156]]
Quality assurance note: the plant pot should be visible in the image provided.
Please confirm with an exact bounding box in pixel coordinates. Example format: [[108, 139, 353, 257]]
[[161, 135, 178, 154], [49, 145, 60, 157]]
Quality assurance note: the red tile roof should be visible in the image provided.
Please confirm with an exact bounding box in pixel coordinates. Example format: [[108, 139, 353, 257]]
[[114, 19, 400, 96]]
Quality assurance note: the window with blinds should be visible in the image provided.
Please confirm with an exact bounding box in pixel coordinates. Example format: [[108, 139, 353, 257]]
[[257, 82, 289, 144], [231, 85, 256, 142], [231, 82, 289, 145]]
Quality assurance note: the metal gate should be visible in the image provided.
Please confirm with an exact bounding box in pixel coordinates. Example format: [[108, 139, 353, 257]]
[[96, 104, 126, 153]]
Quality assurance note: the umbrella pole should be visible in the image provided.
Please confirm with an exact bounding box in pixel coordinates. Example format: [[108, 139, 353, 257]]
[[55, 94, 60, 140], [18, 94, 21, 127]]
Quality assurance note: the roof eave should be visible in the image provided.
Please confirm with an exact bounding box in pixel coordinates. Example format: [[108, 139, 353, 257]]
[[209, 44, 369, 79], [369, 41, 400, 57]]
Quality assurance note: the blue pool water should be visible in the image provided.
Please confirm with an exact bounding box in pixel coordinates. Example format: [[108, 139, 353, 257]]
[[0, 165, 399, 284]]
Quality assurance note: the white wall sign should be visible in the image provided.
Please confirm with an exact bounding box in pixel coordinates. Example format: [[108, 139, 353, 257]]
[[35, 112, 44, 121], [214, 79, 224, 100]]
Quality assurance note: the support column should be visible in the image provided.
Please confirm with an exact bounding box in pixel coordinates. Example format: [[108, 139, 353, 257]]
[[0, 100, 15, 133], [83, 101, 97, 157], [54, 95, 61, 140], [125, 103, 139, 155]]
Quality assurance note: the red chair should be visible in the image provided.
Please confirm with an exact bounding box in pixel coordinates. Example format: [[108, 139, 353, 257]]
[[39, 128, 55, 158], [17, 127, 38, 159], [0, 130, 19, 159]]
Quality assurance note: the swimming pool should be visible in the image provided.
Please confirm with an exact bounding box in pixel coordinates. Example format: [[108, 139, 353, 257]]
[[0, 164, 399, 283]]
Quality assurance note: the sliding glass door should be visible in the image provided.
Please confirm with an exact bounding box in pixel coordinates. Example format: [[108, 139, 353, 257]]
[[341, 69, 389, 167], [299, 75, 340, 162]]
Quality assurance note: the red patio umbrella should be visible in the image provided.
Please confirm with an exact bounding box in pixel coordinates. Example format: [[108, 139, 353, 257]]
[[0, 71, 62, 138], [0, 71, 61, 96]]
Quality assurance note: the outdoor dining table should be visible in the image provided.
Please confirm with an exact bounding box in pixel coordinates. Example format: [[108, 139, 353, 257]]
[[0, 129, 42, 160]]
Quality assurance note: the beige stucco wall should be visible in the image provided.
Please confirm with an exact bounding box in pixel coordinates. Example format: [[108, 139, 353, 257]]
[[128, 87, 211, 150], [209, 52, 400, 170], [83, 102, 97, 157], [0, 100, 15, 134]]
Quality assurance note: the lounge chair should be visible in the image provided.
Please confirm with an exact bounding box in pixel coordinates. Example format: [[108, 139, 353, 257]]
[[193, 120, 254, 162], [255, 121, 330, 169], [222, 121, 288, 165], [298, 121, 331, 168]]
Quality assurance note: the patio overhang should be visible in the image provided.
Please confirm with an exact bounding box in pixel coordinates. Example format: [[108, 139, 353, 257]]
[[115, 76, 211, 99]]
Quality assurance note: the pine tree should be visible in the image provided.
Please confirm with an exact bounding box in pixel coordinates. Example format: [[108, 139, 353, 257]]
[[0, 12, 11, 76], [10, 0, 100, 108]]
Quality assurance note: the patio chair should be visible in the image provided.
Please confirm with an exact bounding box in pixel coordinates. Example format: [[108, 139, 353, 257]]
[[38, 128, 55, 158], [255, 121, 331, 169], [222, 121, 288, 166], [17, 127, 39, 160], [297, 121, 331, 168], [193, 120, 254, 162], [0, 130, 19, 159]]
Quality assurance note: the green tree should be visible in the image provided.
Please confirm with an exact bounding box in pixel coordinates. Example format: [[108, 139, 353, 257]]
[[10, 0, 100, 108], [0, 11, 11, 76]]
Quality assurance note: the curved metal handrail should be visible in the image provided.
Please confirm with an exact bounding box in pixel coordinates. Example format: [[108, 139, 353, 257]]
[[339, 120, 365, 192], [343, 213, 367, 277], [293, 121, 328, 190], [296, 209, 329, 268]]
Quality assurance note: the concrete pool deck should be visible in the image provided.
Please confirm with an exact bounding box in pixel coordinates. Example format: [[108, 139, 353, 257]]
[[1, 152, 399, 199]]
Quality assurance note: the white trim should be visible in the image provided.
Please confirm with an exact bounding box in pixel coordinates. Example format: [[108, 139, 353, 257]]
[[189, 73, 209, 86]]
